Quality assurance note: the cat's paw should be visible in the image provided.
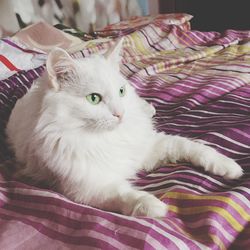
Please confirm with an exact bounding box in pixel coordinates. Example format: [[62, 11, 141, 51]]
[[131, 194, 167, 218], [203, 152, 243, 179]]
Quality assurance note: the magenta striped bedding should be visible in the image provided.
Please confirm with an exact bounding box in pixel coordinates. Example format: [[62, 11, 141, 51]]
[[0, 15, 250, 249]]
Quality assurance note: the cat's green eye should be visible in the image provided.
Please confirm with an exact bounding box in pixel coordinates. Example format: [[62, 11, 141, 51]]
[[119, 86, 126, 97], [86, 93, 102, 105]]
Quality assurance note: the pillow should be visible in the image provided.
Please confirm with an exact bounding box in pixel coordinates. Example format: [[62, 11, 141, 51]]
[[99, 13, 193, 37]]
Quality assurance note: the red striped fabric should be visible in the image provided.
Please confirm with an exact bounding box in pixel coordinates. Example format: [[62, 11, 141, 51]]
[[0, 55, 20, 71]]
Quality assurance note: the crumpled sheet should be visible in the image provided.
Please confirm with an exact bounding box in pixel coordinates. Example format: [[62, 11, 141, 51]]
[[0, 14, 250, 250]]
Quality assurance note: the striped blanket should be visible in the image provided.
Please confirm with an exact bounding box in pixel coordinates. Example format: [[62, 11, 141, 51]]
[[0, 14, 250, 249]]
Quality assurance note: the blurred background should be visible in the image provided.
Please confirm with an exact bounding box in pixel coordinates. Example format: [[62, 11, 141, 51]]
[[0, 0, 249, 38], [0, 0, 159, 38]]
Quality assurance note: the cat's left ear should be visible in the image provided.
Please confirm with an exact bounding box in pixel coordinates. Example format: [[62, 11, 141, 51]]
[[46, 48, 76, 90], [104, 38, 123, 70]]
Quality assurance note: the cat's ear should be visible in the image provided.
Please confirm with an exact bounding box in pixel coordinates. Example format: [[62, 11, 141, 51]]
[[104, 38, 123, 70], [46, 48, 76, 90]]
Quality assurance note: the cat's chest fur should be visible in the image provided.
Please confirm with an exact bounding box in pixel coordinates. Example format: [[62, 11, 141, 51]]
[[53, 109, 155, 181]]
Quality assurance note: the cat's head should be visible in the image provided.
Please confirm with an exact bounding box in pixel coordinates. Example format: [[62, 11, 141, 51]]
[[45, 39, 130, 132]]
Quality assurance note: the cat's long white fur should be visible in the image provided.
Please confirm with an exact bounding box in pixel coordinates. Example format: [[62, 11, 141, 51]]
[[6, 41, 243, 217]]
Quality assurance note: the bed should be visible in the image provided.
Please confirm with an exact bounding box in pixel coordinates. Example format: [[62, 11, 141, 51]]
[[0, 14, 249, 249]]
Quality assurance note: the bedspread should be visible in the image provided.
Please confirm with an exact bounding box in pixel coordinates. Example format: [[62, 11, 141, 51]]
[[0, 14, 250, 250]]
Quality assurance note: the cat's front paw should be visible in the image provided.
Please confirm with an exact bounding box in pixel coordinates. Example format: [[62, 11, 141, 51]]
[[132, 194, 167, 218], [202, 152, 243, 179]]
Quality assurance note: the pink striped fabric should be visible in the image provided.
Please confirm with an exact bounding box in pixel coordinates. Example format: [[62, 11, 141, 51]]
[[0, 15, 250, 249]]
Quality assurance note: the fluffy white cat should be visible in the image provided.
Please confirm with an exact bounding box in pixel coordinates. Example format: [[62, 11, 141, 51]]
[[6, 40, 243, 217]]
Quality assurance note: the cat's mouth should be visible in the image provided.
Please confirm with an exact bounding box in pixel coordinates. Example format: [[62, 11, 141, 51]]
[[84, 118, 122, 132]]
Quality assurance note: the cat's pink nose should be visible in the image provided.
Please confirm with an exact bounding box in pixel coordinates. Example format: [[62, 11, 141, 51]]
[[113, 112, 123, 121]]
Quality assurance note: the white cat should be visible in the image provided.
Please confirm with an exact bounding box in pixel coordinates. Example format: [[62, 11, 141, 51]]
[[6, 40, 243, 217]]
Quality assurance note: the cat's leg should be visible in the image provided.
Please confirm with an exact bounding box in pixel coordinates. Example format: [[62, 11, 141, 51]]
[[143, 132, 243, 179], [64, 178, 167, 218]]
